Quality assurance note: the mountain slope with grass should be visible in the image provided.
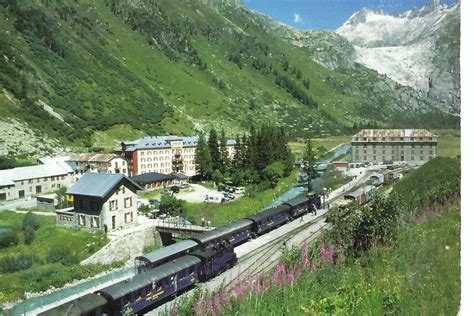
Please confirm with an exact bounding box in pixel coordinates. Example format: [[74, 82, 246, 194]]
[[0, 0, 458, 157]]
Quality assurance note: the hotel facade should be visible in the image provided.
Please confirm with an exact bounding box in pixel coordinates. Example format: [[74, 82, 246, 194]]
[[351, 129, 438, 164], [115, 135, 236, 176]]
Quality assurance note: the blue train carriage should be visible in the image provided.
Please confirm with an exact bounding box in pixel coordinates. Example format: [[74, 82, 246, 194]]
[[134, 239, 198, 273], [245, 204, 291, 235], [37, 293, 108, 316], [283, 195, 310, 219], [189, 219, 253, 250], [97, 255, 201, 315], [190, 246, 237, 282]]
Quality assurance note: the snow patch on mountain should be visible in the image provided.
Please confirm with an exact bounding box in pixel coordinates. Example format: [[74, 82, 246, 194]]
[[336, 1, 459, 113], [353, 40, 433, 92]]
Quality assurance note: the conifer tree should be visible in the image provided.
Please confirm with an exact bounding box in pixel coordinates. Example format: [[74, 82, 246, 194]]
[[208, 128, 221, 172], [219, 128, 230, 174], [194, 133, 212, 179], [303, 138, 316, 193]]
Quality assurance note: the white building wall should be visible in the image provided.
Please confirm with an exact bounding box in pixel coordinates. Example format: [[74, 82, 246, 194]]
[[0, 173, 75, 202]]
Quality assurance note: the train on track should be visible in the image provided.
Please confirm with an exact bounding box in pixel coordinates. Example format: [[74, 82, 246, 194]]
[[39, 195, 321, 316]]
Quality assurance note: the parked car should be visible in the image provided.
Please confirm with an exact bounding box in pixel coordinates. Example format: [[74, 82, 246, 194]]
[[227, 187, 236, 193], [217, 185, 226, 192], [223, 192, 235, 200], [234, 187, 245, 194], [204, 195, 223, 203], [178, 183, 190, 189]]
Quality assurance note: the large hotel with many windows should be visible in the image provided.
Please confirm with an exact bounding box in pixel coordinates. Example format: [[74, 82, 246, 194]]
[[116, 135, 236, 176], [351, 129, 438, 164]]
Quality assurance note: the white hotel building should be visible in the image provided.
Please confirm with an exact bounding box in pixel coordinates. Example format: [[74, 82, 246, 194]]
[[115, 135, 236, 176]]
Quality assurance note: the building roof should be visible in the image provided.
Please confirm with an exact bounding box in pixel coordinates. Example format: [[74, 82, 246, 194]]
[[73, 153, 119, 163], [66, 173, 142, 198], [0, 161, 74, 187], [37, 155, 72, 165], [353, 129, 434, 138], [131, 172, 175, 184], [116, 135, 236, 152]]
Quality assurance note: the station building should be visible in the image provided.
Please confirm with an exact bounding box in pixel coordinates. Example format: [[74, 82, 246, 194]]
[[116, 135, 236, 177], [351, 129, 438, 164], [58, 173, 143, 233], [0, 161, 75, 202]]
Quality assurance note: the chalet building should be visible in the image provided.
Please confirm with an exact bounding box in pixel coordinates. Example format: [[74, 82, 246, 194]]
[[73, 153, 128, 175], [351, 129, 438, 164], [115, 135, 236, 177], [58, 173, 143, 233], [0, 162, 75, 202]]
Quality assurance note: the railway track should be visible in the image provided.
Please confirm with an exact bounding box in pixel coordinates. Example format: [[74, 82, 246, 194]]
[[224, 213, 330, 291]]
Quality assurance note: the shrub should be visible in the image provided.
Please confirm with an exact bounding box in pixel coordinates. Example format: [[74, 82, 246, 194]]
[[0, 228, 19, 248], [47, 246, 78, 266], [22, 212, 40, 231], [24, 227, 35, 245], [0, 254, 37, 273]]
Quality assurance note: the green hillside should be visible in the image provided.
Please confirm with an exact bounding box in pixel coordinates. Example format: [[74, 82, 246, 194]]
[[0, 0, 458, 153]]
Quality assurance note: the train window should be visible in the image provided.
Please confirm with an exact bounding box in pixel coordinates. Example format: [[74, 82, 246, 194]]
[[178, 270, 187, 279]]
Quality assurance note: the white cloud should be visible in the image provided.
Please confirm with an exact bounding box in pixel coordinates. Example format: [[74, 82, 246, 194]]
[[293, 13, 303, 24]]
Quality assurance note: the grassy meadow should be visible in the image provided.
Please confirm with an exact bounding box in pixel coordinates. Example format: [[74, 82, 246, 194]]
[[435, 129, 461, 157], [181, 171, 298, 227], [174, 157, 460, 315], [0, 211, 114, 304]]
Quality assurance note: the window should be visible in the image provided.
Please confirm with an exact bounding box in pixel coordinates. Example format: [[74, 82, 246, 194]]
[[44, 178, 47, 182], [124, 197, 132, 208], [420, 156, 424, 160], [373, 155, 376, 161], [79, 215, 86, 226], [122, 187, 125, 194], [91, 216, 99, 228], [124, 212, 133, 223], [29, 179, 33, 184], [109, 200, 118, 211]]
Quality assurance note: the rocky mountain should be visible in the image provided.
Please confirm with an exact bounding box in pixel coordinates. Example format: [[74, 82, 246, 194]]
[[0, 0, 458, 157], [336, 0, 460, 113]]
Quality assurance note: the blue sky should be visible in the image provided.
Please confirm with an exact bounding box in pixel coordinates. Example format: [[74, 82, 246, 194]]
[[243, 0, 458, 30]]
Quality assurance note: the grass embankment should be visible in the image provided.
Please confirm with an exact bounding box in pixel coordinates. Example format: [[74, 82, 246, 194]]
[[222, 204, 460, 315], [0, 212, 114, 304], [178, 157, 460, 315], [436, 129, 461, 158], [289, 135, 351, 158], [181, 171, 298, 227]]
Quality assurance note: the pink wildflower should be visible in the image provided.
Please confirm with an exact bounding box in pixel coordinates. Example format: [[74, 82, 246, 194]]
[[301, 242, 310, 268], [195, 297, 206, 316]]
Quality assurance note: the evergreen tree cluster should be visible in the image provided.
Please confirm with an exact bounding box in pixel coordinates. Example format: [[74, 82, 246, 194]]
[[194, 125, 294, 188]]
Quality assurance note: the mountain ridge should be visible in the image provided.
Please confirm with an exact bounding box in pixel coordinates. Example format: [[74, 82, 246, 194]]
[[336, 1, 460, 112], [0, 0, 458, 157]]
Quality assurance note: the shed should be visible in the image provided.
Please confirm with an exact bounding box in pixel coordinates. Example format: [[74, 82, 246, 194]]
[[36, 193, 58, 210], [131, 172, 175, 190]]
